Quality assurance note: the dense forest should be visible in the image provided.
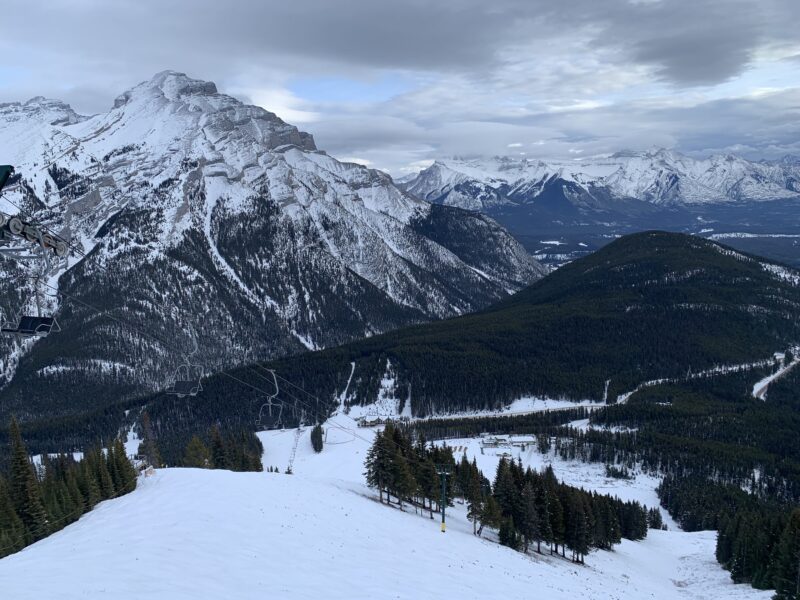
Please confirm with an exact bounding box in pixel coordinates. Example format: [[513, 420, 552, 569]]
[[371, 362, 799, 593], [4, 232, 800, 458], [252, 232, 800, 416], [365, 423, 651, 564], [0, 418, 138, 558]]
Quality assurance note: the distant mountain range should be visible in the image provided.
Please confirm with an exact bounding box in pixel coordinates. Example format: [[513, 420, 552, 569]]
[[398, 152, 800, 270], [0, 71, 543, 421], [400, 151, 800, 211]]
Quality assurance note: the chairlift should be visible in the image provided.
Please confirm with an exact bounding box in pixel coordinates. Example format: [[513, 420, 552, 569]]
[[166, 338, 203, 398], [166, 362, 203, 398], [1, 273, 61, 338], [255, 369, 284, 430], [0, 165, 70, 259], [1, 315, 60, 337]]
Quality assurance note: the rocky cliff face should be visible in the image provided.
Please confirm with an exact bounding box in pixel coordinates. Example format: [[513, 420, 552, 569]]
[[0, 71, 544, 419]]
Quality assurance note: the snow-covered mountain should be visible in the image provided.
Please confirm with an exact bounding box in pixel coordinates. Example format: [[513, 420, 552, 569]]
[[0, 71, 543, 417], [401, 150, 800, 210]]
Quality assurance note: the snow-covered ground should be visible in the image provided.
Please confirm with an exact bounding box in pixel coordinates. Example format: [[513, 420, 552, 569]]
[[752, 353, 800, 400], [0, 414, 772, 599], [349, 392, 601, 422]]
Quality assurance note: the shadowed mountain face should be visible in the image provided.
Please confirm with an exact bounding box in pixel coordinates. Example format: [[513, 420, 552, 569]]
[[0, 71, 544, 421], [182, 231, 797, 420]]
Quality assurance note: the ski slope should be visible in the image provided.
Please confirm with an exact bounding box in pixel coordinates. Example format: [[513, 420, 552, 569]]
[[0, 416, 772, 599]]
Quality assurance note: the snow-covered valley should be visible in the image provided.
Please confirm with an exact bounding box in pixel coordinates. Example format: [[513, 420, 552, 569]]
[[0, 412, 773, 600]]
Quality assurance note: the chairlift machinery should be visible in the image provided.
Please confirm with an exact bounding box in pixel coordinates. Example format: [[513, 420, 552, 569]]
[[0, 165, 69, 337]]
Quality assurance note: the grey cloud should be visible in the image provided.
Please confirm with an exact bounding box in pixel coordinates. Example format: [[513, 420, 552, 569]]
[[0, 0, 798, 172]]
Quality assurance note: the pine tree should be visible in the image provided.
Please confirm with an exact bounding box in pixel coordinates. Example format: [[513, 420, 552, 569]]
[[364, 428, 395, 503], [310, 424, 324, 453], [0, 475, 25, 557], [111, 438, 138, 492], [648, 507, 663, 530], [8, 417, 48, 541], [499, 516, 521, 550], [92, 448, 115, 498], [773, 509, 800, 600], [479, 495, 502, 538], [390, 447, 417, 509], [493, 458, 516, 516], [466, 472, 484, 535], [183, 435, 211, 468], [536, 487, 554, 553], [416, 458, 439, 518], [518, 482, 540, 553], [139, 412, 163, 468], [549, 492, 565, 555], [209, 425, 227, 469]]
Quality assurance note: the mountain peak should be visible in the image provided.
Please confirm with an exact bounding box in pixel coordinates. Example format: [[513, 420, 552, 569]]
[[0, 96, 85, 126], [114, 70, 220, 108]]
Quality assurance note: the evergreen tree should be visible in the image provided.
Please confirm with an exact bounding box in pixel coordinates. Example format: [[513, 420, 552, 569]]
[[209, 425, 227, 470], [0, 475, 25, 557], [478, 495, 502, 538], [138, 412, 163, 468], [111, 438, 138, 491], [8, 417, 48, 541], [648, 507, 663, 530], [416, 458, 439, 519], [389, 447, 417, 509], [466, 471, 484, 535], [493, 458, 516, 516], [183, 435, 211, 468], [773, 509, 800, 600], [499, 516, 521, 550], [364, 427, 395, 503], [311, 424, 324, 453], [518, 482, 540, 553]]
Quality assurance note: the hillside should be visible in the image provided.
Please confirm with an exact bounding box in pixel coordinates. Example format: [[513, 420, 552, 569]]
[[101, 230, 800, 465], [0, 419, 772, 600], [232, 231, 800, 414], [0, 72, 542, 423]]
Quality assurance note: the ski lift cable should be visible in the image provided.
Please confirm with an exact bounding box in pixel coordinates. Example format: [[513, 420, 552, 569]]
[[24, 252, 345, 437], [35, 278, 368, 442], [0, 186, 424, 463], [0, 181, 391, 447], [246, 365, 366, 439]]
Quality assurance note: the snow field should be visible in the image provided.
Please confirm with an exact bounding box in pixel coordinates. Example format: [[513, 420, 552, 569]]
[[0, 412, 773, 599]]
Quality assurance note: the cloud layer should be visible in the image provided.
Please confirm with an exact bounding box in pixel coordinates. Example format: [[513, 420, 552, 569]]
[[1, 0, 798, 173]]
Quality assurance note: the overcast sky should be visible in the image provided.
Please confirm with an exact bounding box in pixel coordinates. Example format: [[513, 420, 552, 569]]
[[1, 0, 798, 174]]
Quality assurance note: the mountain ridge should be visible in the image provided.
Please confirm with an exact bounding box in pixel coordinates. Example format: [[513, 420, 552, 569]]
[[0, 71, 543, 421], [400, 151, 800, 210]]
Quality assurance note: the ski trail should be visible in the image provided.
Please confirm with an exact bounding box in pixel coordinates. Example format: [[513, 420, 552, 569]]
[[337, 361, 356, 415], [752, 356, 800, 400], [617, 354, 783, 404]]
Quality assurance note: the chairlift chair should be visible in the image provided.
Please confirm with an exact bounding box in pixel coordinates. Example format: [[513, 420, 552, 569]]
[[1, 315, 60, 337], [255, 369, 282, 430], [166, 363, 203, 398]]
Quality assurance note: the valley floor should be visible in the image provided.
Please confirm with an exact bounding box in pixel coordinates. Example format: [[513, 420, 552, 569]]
[[0, 414, 773, 600]]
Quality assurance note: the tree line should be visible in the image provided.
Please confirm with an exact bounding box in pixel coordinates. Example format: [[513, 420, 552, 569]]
[[659, 474, 800, 598], [0, 417, 138, 558], [364, 423, 651, 564], [137, 412, 263, 472]]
